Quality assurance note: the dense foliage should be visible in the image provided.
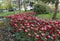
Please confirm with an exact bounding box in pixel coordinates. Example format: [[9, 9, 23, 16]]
[[33, 3, 52, 14], [6, 12, 60, 41], [40, 0, 55, 3]]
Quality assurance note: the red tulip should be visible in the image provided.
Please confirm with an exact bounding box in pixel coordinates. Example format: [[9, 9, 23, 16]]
[[49, 31, 53, 35], [57, 30, 60, 36], [14, 24, 18, 27], [52, 35, 57, 40], [30, 27, 34, 30], [46, 35, 50, 39], [24, 30, 28, 33], [41, 33, 45, 37], [38, 39, 42, 41], [36, 35, 40, 38]]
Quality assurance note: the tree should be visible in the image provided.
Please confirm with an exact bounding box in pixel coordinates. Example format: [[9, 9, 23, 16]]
[[17, 0, 21, 10], [23, 0, 27, 11], [52, 0, 59, 19], [23, 0, 29, 11], [2, 0, 12, 10], [38, 0, 59, 20], [0, 2, 2, 9]]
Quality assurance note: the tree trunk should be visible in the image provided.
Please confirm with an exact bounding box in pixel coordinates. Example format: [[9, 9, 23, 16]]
[[24, 0, 27, 11], [18, 0, 21, 10], [52, 0, 59, 20], [24, 3, 26, 11]]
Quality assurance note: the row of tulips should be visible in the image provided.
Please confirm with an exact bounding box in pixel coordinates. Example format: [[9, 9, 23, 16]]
[[6, 12, 60, 41]]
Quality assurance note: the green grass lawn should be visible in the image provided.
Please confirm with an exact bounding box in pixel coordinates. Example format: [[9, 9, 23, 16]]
[[0, 11, 60, 20], [36, 13, 60, 20], [0, 10, 31, 17], [0, 10, 23, 17]]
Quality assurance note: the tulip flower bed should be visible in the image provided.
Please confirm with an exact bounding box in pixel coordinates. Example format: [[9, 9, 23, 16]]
[[6, 12, 60, 41]]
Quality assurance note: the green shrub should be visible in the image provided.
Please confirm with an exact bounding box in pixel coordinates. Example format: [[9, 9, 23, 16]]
[[33, 3, 52, 14]]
